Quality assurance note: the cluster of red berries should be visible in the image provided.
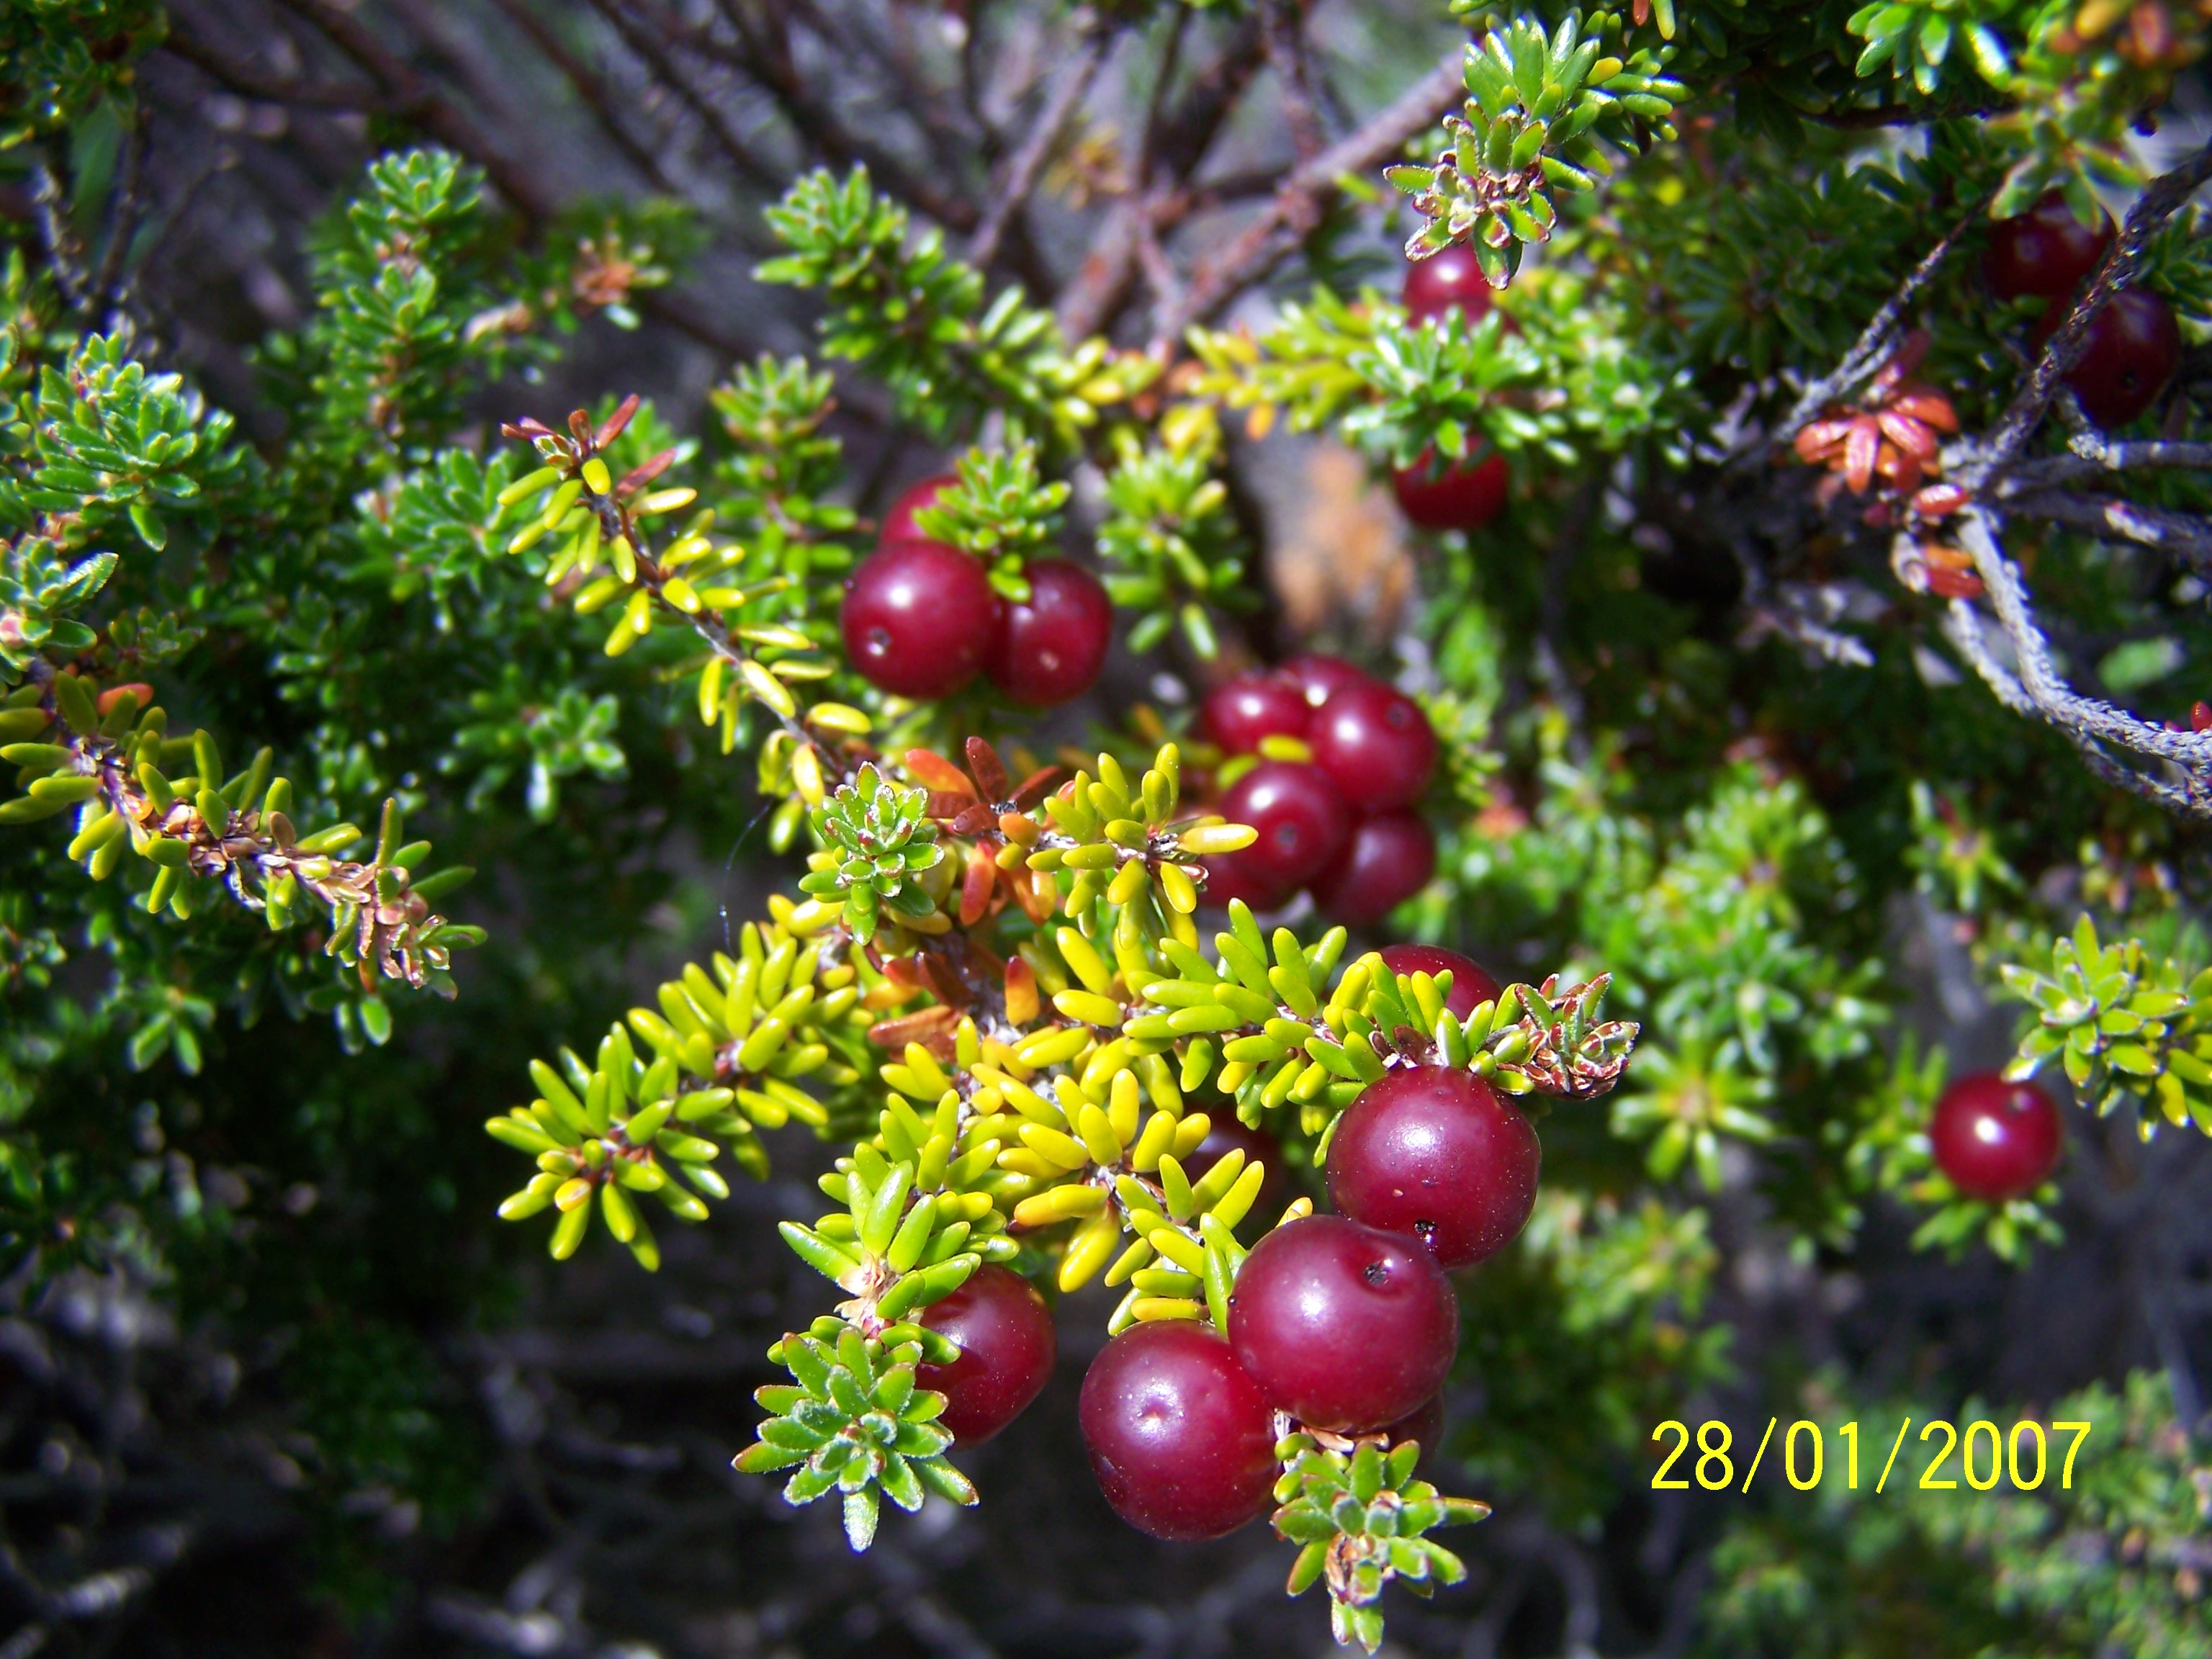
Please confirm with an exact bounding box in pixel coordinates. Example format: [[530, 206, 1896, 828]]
[[1199, 656, 1441, 925], [1079, 945, 1537, 1540], [1393, 246, 1510, 533], [897, 947, 1536, 1544], [840, 475, 1114, 706], [1929, 1070, 2063, 1202], [1984, 192, 2181, 428]]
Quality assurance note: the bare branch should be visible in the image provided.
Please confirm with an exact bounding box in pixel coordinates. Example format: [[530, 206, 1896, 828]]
[[2000, 488, 2212, 567], [1948, 507, 2212, 814], [2004, 433, 2212, 487], [966, 14, 1112, 271], [1151, 43, 1465, 349]]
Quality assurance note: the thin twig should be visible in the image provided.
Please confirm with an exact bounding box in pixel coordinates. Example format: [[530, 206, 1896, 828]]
[[580, 0, 786, 192], [2000, 488, 2212, 567], [486, 0, 684, 194], [1152, 44, 1465, 349], [1259, 0, 1325, 161], [966, 14, 1111, 271], [1756, 192, 1990, 463]]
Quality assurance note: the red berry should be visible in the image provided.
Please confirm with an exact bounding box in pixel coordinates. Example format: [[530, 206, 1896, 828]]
[[1198, 673, 1310, 754], [987, 559, 1112, 706], [1308, 680, 1438, 811], [1215, 760, 1352, 890], [1376, 944, 1501, 1019], [1327, 1067, 1540, 1269], [1200, 849, 1292, 914], [1311, 811, 1436, 925], [1393, 447, 1510, 532], [1228, 1214, 1458, 1431], [1278, 654, 1372, 711], [841, 541, 1001, 699], [914, 1264, 1057, 1444], [1077, 1321, 1280, 1540], [1374, 1392, 1446, 1469], [1930, 1072, 2063, 1202], [1983, 192, 2114, 302], [1403, 245, 1497, 328], [877, 472, 958, 549], [1185, 1117, 1293, 1225], [2062, 289, 2181, 427]]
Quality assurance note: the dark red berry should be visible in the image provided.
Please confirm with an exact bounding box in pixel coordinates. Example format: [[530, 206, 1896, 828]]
[[2062, 289, 2181, 427], [1311, 811, 1436, 925], [1078, 1320, 1279, 1540], [1983, 192, 2114, 302], [1308, 681, 1438, 811], [1200, 849, 1292, 914], [1930, 1072, 2063, 1202], [1394, 448, 1509, 533], [1327, 1067, 1540, 1269], [1228, 1213, 1458, 1431], [1403, 245, 1497, 328], [1215, 761, 1352, 890], [1279, 654, 1372, 711], [987, 559, 1112, 706], [915, 1264, 1057, 1444], [1373, 1392, 1446, 1468], [840, 541, 1001, 698], [1377, 944, 1501, 1019], [877, 472, 958, 549], [1186, 1117, 1293, 1225], [1199, 673, 1310, 754]]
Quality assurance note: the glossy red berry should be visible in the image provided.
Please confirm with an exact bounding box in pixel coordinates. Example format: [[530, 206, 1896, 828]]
[[1393, 447, 1510, 532], [1308, 680, 1438, 811], [1311, 811, 1436, 925], [1327, 1066, 1540, 1269], [841, 541, 1001, 698], [1228, 1213, 1458, 1431], [1374, 1392, 1446, 1468], [1930, 1072, 2063, 1202], [1983, 192, 2113, 302], [1403, 245, 1497, 328], [1215, 760, 1352, 890], [914, 1264, 1058, 1444], [1377, 944, 1501, 1019], [1185, 1116, 1293, 1225], [1078, 1320, 1280, 1540], [877, 472, 958, 549], [1200, 849, 1292, 914], [2063, 289, 2181, 427], [1278, 653, 1372, 710], [1198, 673, 1310, 754], [987, 559, 1112, 706]]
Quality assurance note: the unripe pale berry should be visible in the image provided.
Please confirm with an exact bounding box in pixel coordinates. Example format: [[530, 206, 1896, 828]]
[[1376, 943, 1501, 1019], [988, 559, 1112, 706], [1215, 760, 1351, 889], [915, 1264, 1057, 1444], [1327, 1066, 1540, 1269], [1308, 680, 1437, 811], [841, 540, 1000, 698], [1930, 1072, 2063, 1202], [1311, 811, 1436, 925], [1228, 1213, 1458, 1431], [1078, 1320, 1279, 1539]]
